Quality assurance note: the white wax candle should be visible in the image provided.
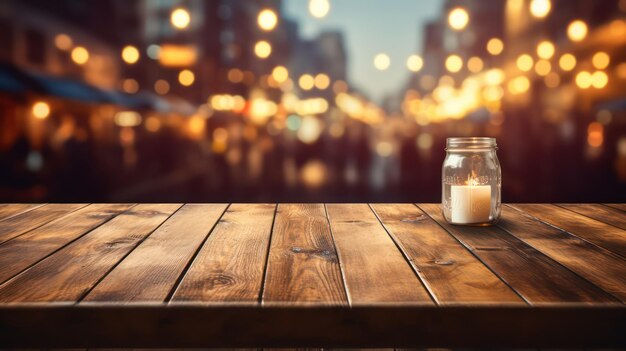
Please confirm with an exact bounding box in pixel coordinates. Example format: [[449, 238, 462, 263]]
[[450, 183, 492, 223]]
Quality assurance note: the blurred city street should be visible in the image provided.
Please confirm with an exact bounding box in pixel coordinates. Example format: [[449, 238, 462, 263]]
[[0, 0, 625, 202]]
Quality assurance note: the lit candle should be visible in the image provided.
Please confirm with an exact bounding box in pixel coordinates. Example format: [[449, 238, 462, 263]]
[[450, 177, 492, 224]]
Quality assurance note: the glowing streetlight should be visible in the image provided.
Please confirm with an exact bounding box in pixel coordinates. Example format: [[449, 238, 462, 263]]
[[121, 45, 140, 64], [486, 38, 504, 55], [575, 71, 592, 89], [254, 40, 272, 59], [567, 20, 588, 42], [530, 0, 551, 18], [591, 71, 608, 89], [178, 69, 195, 86], [445, 54, 463, 73], [374, 53, 390, 70], [536, 40, 555, 59], [171, 8, 191, 29], [258, 9, 278, 31], [71, 46, 89, 65], [406, 55, 423, 72], [448, 7, 469, 31], [272, 66, 289, 83], [309, 0, 330, 18], [32, 101, 50, 119]]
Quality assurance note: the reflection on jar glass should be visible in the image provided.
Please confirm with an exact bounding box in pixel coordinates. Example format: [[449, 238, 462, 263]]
[[442, 137, 501, 226]]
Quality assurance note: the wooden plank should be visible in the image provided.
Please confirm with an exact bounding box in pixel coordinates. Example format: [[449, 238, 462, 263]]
[[418, 204, 616, 303], [262, 204, 347, 305], [0, 203, 87, 244], [325, 204, 432, 304], [0, 203, 134, 285], [603, 203, 626, 212], [0, 204, 181, 303], [0, 305, 624, 348], [84, 204, 228, 303], [370, 203, 522, 305], [172, 204, 275, 303], [0, 203, 44, 221], [509, 204, 626, 258], [557, 204, 626, 230], [498, 206, 626, 301]]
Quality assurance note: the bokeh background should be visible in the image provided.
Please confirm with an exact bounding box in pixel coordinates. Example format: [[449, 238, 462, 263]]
[[0, 0, 625, 202]]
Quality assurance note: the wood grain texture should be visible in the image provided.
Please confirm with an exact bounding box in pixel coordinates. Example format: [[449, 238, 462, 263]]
[[509, 204, 626, 258], [0, 203, 134, 285], [0, 203, 87, 244], [418, 204, 616, 304], [171, 204, 275, 303], [325, 204, 432, 305], [603, 203, 626, 212], [262, 204, 347, 305], [498, 206, 626, 301], [84, 204, 228, 302], [370, 203, 522, 305], [0, 204, 181, 302], [0, 203, 44, 221], [557, 204, 626, 230]]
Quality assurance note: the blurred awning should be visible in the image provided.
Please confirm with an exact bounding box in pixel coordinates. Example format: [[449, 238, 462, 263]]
[[0, 62, 45, 94], [0, 62, 195, 115]]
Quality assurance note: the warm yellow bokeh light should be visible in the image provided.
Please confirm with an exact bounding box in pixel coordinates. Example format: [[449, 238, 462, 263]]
[[467, 57, 483, 73], [530, 0, 551, 18], [258, 9, 278, 31], [591, 71, 608, 89], [71, 46, 89, 65], [299, 74, 315, 90], [154, 80, 170, 95], [535, 59, 551, 76], [309, 0, 330, 18], [536, 40, 555, 59], [122, 79, 139, 94], [592, 52, 610, 70], [374, 53, 390, 70], [121, 45, 140, 64], [559, 53, 576, 71], [254, 40, 272, 59], [178, 69, 195, 86], [448, 7, 469, 30], [171, 8, 191, 29], [314, 73, 330, 89], [272, 66, 289, 83], [567, 20, 588, 42], [407, 55, 423, 72], [54, 34, 73, 51], [445, 54, 463, 73], [486, 38, 504, 56], [587, 122, 604, 148], [575, 71, 592, 89], [508, 76, 530, 95], [544, 72, 560, 88], [32, 101, 50, 119], [516, 54, 534, 72]]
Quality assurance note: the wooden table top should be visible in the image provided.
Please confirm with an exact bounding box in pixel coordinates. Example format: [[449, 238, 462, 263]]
[[0, 203, 624, 348]]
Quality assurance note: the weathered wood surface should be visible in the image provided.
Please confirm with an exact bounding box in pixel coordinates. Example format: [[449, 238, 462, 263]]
[[0, 203, 623, 348]]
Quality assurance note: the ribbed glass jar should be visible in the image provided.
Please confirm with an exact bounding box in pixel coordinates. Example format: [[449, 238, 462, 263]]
[[442, 137, 501, 226]]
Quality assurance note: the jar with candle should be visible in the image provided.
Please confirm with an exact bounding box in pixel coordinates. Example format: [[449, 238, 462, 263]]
[[442, 137, 501, 225]]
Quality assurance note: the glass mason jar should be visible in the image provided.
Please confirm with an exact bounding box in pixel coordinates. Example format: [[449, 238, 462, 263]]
[[442, 137, 501, 226]]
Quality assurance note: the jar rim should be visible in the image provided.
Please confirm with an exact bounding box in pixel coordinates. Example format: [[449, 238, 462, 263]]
[[446, 137, 497, 150]]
